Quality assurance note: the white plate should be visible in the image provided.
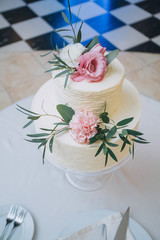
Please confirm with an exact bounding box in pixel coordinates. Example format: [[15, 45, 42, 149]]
[[0, 204, 34, 240], [57, 209, 152, 240]]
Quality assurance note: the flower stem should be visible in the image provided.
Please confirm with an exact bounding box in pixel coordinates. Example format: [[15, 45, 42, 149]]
[[70, 22, 76, 40]]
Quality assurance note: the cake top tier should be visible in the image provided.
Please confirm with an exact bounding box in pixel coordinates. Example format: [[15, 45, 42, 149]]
[[52, 56, 124, 116], [52, 57, 124, 92]]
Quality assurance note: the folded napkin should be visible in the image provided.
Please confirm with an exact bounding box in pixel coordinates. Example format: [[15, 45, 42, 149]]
[[57, 212, 135, 240]]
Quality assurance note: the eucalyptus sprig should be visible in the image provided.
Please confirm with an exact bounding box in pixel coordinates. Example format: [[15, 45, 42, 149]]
[[89, 111, 149, 166], [17, 104, 75, 163]]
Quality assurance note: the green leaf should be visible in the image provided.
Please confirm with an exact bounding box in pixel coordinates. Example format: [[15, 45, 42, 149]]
[[101, 128, 109, 134], [126, 129, 143, 136], [95, 143, 104, 157], [27, 133, 50, 138], [89, 135, 97, 144], [86, 36, 99, 51], [28, 115, 40, 120], [121, 136, 131, 153], [121, 129, 128, 136], [62, 35, 74, 39], [106, 126, 117, 140], [117, 117, 134, 126], [108, 148, 118, 162], [16, 108, 30, 116], [119, 133, 126, 141], [64, 72, 70, 88], [53, 54, 68, 66], [55, 64, 67, 68], [42, 145, 46, 164], [56, 29, 71, 32], [67, 0, 72, 21], [132, 139, 149, 144], [99, 112, 109, 123], [105, 150, 109, 166], [129, 146, 132, 154], [40, 128, 52, 132], [48, 60, 59, 64], [16, 104, 38, 115], [54, 69, 71, 79], [121, 139, 127, 152], [106, 142, 118, 147], [38, 140, 47, 149], [136, 136, 147, 141], [61, 12, 70, 24], [26, 138, 47, 143], [45, 66, 65, 73], [77, 21, 83, 43], [73, 37, 78, 43], [57, 104, 75, 123], [49, 136, 54, 153], [23, 120, 33, 129], [63, 41, 66, 47], [103, 144, 108, 155], [132, 143, 134, 158], [56, 44, 59, 52], [40, 51, 53, 57], [106, 49, 119, 65], [119, 134, 131, 144], [96, 134, 105, 140]]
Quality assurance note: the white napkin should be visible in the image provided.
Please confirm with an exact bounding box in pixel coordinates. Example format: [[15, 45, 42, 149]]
[[57, 212, 135, 240]]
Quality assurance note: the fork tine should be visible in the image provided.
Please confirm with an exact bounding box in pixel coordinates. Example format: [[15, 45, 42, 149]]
[[20, 209, 27, 221], [8, 204, 14, 215], [12, 205, 17, 215], [11, 205, 18, 218], [15, 209, 26, 222]]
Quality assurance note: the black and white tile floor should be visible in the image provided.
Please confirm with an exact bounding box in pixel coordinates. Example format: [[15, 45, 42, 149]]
[[0, 0, 160, 52]]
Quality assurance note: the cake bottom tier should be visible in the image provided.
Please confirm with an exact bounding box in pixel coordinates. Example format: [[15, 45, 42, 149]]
[[32, 79, 141, 172]]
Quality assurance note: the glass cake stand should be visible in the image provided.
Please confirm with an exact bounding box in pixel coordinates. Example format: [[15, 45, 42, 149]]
[[46, 152, 131, 191]]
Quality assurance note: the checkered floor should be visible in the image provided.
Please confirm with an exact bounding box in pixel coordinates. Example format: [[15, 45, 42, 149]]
[[0, 0, 160, 52]]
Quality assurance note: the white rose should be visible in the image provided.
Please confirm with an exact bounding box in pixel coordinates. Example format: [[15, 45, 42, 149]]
[[60, 43, 86, 68]]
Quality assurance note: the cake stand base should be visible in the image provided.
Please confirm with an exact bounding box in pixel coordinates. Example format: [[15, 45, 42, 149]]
[[65, 171, 113, 191], [46, 152, 131, 191]]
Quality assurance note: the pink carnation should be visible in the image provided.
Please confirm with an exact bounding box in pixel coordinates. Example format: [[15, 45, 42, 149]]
[[69, 111, 99, 144], [70, 43, 107, 83]]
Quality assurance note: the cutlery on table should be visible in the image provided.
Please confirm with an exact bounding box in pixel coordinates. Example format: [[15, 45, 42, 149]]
[[6, 209, 27, 240], [0, 205, 18, 240], [114, 207, 130, 240]]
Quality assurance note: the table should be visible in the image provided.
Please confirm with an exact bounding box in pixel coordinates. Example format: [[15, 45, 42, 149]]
[[0, 93, 160, 240]]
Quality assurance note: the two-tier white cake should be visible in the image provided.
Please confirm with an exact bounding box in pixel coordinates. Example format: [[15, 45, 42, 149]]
[[31, 54, 141, 171]]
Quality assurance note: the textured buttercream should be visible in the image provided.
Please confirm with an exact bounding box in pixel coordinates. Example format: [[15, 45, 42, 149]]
[[52, 58, 124, 116]]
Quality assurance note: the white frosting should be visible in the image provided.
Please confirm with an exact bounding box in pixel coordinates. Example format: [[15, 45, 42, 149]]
[[52, 58, 124, 116], [32, 79, 141, 171]]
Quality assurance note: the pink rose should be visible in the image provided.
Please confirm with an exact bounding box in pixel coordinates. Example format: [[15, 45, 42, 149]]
[[69, 111, 99, 144], [70, 43, 107, 82]]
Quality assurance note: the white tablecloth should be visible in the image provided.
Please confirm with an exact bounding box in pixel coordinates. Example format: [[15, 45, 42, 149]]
[[0, 95, 160, 240]]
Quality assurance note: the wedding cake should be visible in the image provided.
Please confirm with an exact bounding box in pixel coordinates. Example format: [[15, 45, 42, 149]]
[[30, 43, 142, 171], [18, 8, 148, 172]]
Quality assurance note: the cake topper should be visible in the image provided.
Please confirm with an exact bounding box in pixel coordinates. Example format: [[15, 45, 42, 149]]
[[41, 0, 119, 88]]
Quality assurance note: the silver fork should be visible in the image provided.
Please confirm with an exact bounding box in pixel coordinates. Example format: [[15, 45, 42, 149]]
[[0, 205, 18, 239], [6, 209, 27, 240]]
